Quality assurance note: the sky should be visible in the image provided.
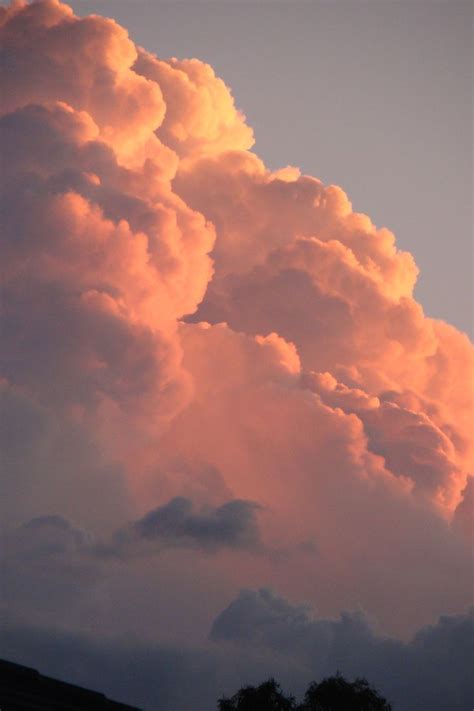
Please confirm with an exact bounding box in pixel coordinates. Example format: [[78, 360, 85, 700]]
[[67, 0, 473, 337], [0, 1, 473, 710]]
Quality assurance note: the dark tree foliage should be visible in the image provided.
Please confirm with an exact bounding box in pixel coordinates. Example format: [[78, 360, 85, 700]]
[[299, 674, 392, 711], [218, 678, 296, 711], [217, 675, 392, 711]]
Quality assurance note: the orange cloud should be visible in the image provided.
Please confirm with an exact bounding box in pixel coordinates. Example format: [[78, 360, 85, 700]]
[[1, 0, 472, 638]]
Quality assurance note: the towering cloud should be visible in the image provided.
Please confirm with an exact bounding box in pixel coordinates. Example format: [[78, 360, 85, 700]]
[[1, 1, 472, 707]]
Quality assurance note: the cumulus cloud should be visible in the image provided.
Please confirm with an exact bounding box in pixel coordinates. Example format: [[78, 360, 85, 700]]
[[133, 50, 254, 160], [129, 497, 262, 551], [6, 497, 262, 569], [0, 1, 473, 706], [3, 497, 263, 639], [176, 157, 473, 513], [0, 0, 215, 529], [2, 593, 473, 711], [210, 589, 474, 711]]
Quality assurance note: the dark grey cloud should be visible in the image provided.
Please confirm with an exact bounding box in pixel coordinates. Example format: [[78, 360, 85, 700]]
[[130, 497, 262, 551], [211, 588, 474, 711], [5, 497, 263, 585], [2, 591, 473, 711], [2, 501, 264, 649], [14, 514, 91, 558], [0, 620, 303, 711]]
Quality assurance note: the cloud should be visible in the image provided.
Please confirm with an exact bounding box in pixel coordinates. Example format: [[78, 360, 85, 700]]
[[151, 321, 472, 635], [452, 477, 474, 538], [0, 2, 216, 529], [133, 50, 254, 160], [3, 515, 100, 628], [0, 2, 473, 704], [3, 498, 262, 636], [6, 496, 263, 570], [2, 593, 473, 711], [15, 515, 91, 557], [211, 589, 474, 711], [129, 497, 262, 551], [176, 158, 473, 513]]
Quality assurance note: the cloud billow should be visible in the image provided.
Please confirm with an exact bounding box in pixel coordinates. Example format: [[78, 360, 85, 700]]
[[132, 497, 262, 551], [2, 593, 473, 711], [210, 589, 474, 711], [0, 1, 473, 708]]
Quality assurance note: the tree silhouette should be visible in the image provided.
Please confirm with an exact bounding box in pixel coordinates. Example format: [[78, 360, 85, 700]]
[[218, 678, 296, 711], [298, 673, 392, 711], [217, 675, 392, 711]]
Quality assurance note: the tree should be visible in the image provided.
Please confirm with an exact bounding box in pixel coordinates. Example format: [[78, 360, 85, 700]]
[[298, 673, 392, 711], [218, 678, 296, 711], [217, 674, 392, 711]]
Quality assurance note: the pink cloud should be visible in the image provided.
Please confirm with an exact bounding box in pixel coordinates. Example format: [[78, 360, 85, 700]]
[[1, 0, 472, 643]]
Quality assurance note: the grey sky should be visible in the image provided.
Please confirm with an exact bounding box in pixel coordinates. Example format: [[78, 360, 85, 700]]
[[69, 0, 473, 335]]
